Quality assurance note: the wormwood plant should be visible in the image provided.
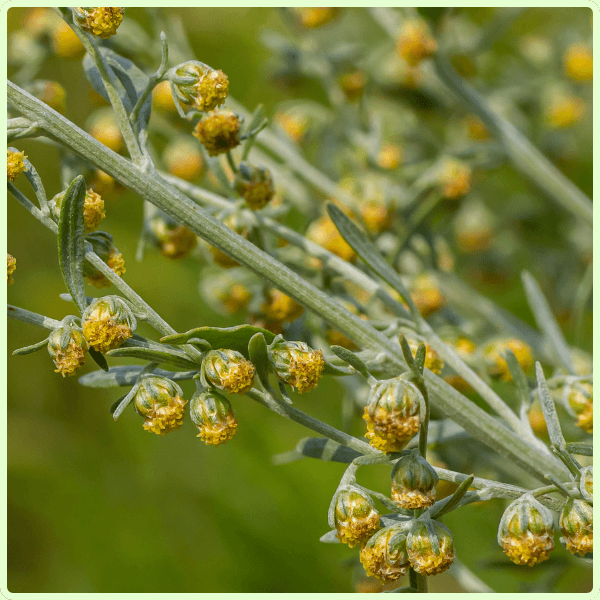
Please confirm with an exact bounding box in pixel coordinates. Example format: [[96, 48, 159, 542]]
[[7, 7, 592, 593]]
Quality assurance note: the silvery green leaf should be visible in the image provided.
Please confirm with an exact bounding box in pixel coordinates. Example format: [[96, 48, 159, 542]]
[[319, 530, 341, 544], [248, 332, 273, 391], [504, 349, 532, 418], [322, 360, 356, 376], [57, 175, 87, 314], [106, 346, 199, 370], [88, 347, 109, 372], [522, 271, 574, 374], [326, 203, 416, 316], [12, 337, 49, 356], [291, 437, 363, 464], [79, 366, 197, 388], [112, 385, 140, 421], [536, 362, 566, 449], [83, 47, 152, 130], [429, 474, 474, 519], [329, 346, 367, 379], [565, 442, 593, 457]]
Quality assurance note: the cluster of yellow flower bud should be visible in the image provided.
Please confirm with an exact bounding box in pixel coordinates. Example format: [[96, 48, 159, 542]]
[[74, 7, 124, 39], [7, 149, 28, 182]]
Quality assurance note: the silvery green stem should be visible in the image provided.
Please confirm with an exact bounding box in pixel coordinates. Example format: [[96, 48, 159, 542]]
[[7, 305, 62, 330], [245, 389, 376, 456], [449, 558, 494, 594], [7, 182, 56, 232], [54, 9, 143, 166], [7, 117, 43, 142], [7, 80, 568, 483]]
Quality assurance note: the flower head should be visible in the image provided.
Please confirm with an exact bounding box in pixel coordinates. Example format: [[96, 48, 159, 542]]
[[546, 95, 586, 128], [190, 390, 238, 445], [407, 518, 454, 575], [406, 338, 444, 374], [568, 383, 593, 433], [339, 71, 366, 102], [201, 349, 255, 394], [377, 144, 403, 170], [81, 295, 136, 353], [295, 7, 339, 28], [410, 274, 446, 318], [396, 20, 437, 67], [563, 43, 593, 82], [360, 525, 410, 583], [133, 376, 186, 436], [7, 254, 16, 286], [268, 336, 325, 394], [392, 449, 439, 509], [173, 64, 229, 112], [363, 376, 423, 453], [498, 494, 555, 566], [51, 188, 105, 233], [560, 498, 593, 556], [306, 215, 356, 262], [579, 466, 593, 503], [74, 7, 124, 39], [48, 322, 88, 376], [440, 159, 472, 200], [261, 289, 304, 323], [7, 149, 27, 182], [87, 109, 124, 153], [235, 163, 275, 210], [163, 137, 204, 182], [193, 110, 241, 156], [333, 487, 380, 547], [82, 232, 126, 288], [484, 338, 534, 381], [149, 212, 198, 259]]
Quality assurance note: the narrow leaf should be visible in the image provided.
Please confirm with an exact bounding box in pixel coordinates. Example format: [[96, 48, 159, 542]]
[[565, 442, 593, 457], [326, 203, 418, 317], [430, 474, 475, 519], [106, 346, 199, 370], [112, 385, 140, 421], [330, 345, 368, 379], [322, 361, 356, 376], [522, 271, 574, 373], [248, 332, 272, 390], [89, 347, 109, 372], [79, 366, 197, 388], [57, 175, 87, 314], [504, 349, 532, 421], [536, 362, 566, 448], [319, 530, 341, 544], [12, 337, 49, 356], [109, 394, 127, 415]]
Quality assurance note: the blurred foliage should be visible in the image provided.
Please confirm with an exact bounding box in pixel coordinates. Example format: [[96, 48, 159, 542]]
[[7, 7, 592, 593]]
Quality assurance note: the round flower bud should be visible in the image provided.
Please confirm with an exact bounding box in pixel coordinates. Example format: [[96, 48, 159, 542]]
[[339, 71, 366, 102], [172, 64, 229, 112], [268, 336, 325, 394], [30, 80, 66, 114], [74, 7, 124, 39], [50, 188, 105, 233], [7, 254, 16, 286], [133, 376, 186, 436], [82, 232, 126, 288], [234, 163, 275, 210], [406, 338, 444, 375], [189, 390, 238, 445], [51, 20, 84, 58], [294, 7, 340, 28], [407, 518, 455, 575], [261, 289, 304, 323], [484, 338, 534, 382], [47, 322, 88, 376], [306, 215, 356, 262], [201, 349, 255, 394], [439, 159, 472, 200], [193, 110, 241, 156], [545, 94, 586, 128], [410, 274, 446, 318], [163, 137, 204, 182], [149, 212, 198, 259], [82, 295, 136, 353], [396, 20, 437, 67], [275, 112, 308, 143], [152, 80, 179, 114], [579, 466, 593, 503], [560, 498, 593, 556], [377, 143, 403, 171], [391, 449, 439, 509], [359, 525, 410, 583], [363, 376, 423, 453], [563, 43, 593, 82], [497, 494, 555, 566], [333, 487, 381, 547], [7, 149, 27, 182], [568, 383, 593, 434], [87, 109, 124, 153]]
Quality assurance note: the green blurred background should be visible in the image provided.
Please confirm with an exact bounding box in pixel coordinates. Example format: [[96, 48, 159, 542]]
[[7, 7, 592, 593]]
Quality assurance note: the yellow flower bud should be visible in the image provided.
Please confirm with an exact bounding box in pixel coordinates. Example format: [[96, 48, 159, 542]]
[[195, 69, 229, 112], [87, 109, 124, 153], [152, 80, 179, 114], [306, 215, 356, 262], [268, 336, 325, 394], [89, 170, 117, 196], [498, 494, 555, 566], [260, 289, 304, 323], [396, 20, 437, 67], [568, 383, 593, 433], [464, 114, 489, 141], [82, 295, 136, 353], [333, 488, 381, 547], [377, 143, 403, 170], [580, 466, 592, 503], [51, 21, 84, 58], [74, 7, 124, 39], [190, 390, 238, 445], [234, 163, 275, 210], [439, 159, 472, 200], [7, 254, 16, 286], [363, 376, 423, 453], [410, 274, 446, 318], [339, 71, 366, 102], [546, 95, 586, 128], [406, 338, 444, 375], [563, 43, 593, 82], [7, 149, 27, 182], [163, 137, 204, 182], [23, 7, 55, 37], [295, 7, 340, 28], [149, 213, 198, 259], [82, 232, 126, 288], [51, 188, 106, 234], [34, 81, 67, 114], [275, 112, 308, 143], [407, 518, 454, 575], [528, 402, 548, 436], [484, 338, 534, 381], [133, 376, 186, 436], [360, 525, 410, 583], [193, 110, 241, 156], [560, 498, 593, 556], [391, 450, 439, 509], [47, 323, 88, 376], [201, 349, 255, 394]]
